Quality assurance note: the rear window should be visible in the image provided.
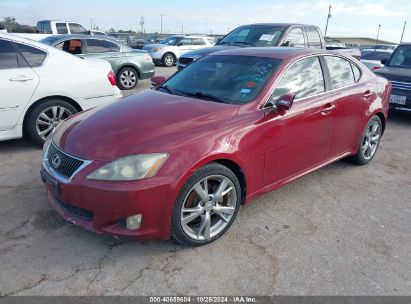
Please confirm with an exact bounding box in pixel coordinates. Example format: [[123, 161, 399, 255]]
[[37, 21, 52, 34], [69, 23, 88, 34], [15, 43, 47, 67]]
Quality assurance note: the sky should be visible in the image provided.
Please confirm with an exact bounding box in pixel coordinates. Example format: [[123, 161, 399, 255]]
[[1, 0, 410, 43]]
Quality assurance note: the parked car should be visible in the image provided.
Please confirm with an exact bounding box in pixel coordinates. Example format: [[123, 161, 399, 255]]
[[371, 44, 397, 51], [177, 23, 360, 70], [145, 34, 167, 44], [0, 33, 122, 144], [41, 35, 155, 90], [144, 35, 216, 67], [375, 43, 411, 112], [360, 49, 392, 71], [13, 20, 90, 41], [108, 33, 145, 49], [40, 47, 390, 246], [90, 30, 107, 36]]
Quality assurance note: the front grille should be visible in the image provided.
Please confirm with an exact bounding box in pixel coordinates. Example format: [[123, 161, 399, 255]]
[[391, 80, 411, 91], [178, 57, 194, 65], [47, 143, 85, 179], [56, 199, 93, 221]]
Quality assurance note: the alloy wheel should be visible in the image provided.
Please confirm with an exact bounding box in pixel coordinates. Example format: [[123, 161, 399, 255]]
[[180, 175, 237, 241], [164, 54, 174, 66], [120, 69, 137, 89], [35, 106, 73, 140], [361, 120, 381, 160]]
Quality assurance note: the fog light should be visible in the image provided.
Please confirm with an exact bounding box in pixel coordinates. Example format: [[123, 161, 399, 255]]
[[126, 214, 142, 230]]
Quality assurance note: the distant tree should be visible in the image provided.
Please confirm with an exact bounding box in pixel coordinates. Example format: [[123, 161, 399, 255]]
[[2, 16, 18, 31], [13, 24, 36, 33], [0, 22, 5, 30], [109, 27, 116, 32]]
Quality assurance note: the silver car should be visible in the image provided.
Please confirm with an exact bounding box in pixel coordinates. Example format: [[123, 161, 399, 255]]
[[143, 35, 216, 67]]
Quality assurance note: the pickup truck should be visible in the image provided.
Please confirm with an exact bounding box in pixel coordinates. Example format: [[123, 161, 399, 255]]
[[177, 23, 360, 70], [11, 20, 89, 41]]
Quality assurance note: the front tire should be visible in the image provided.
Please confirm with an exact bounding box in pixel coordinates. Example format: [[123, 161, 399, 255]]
[[162, 53, 175, 67], [350, 115, 383, 165], [26, 99, 78, 146], [171, 163, 241, 246], [117, 67, 138, 90]]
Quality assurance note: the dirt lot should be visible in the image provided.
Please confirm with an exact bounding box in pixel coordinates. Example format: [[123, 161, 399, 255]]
[[0, 65, 410, 296]]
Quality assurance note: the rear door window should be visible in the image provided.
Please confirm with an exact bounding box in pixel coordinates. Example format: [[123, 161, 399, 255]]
[[306, 27, 322, 48], [15, 43, 47, 67], [86, 39, 120, 53], [0, 40, 18, 69], [192, 38, 206, 46], [56, 23, 68, 34], [283, 28, 305, 48], [324, 56, 356, 89]]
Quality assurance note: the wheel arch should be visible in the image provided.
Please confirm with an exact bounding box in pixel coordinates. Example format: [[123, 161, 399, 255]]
[[23, 95, 82, 134], [374, 111, 386, 135]]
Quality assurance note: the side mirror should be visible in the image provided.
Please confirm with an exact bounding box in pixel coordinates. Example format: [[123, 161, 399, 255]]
[[282, 41, 295, 47], [150, 76, 167, 87], [275, 94, 295, 111], [381, 58, 388, 65]]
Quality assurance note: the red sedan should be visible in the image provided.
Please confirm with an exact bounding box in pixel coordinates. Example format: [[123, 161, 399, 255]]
[[41, 48, 391, 246]]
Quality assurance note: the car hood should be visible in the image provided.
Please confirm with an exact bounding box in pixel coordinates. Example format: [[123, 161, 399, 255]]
[[180, 45, 240, 58], [375, 66, 411, 82], [53, 90, 239, 161]]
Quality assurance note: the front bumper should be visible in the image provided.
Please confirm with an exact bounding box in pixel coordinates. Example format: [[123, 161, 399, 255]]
[[40, 165, 176, 240], [389, 83, 411, 111]]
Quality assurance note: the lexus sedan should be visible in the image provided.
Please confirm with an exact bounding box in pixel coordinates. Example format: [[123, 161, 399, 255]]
[[0, 33, 121, 145], [41, 48, 390, 246], [41, 35, 155, 90]]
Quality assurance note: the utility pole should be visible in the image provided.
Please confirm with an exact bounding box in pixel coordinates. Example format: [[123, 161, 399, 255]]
[[324, 5, 332, 38], [400, 21, 407, 43], [90, 18, 93, 30], [160, 14, 163, 35], [205, 18, 208, 35], [181, 24, 184, 35], [140, 17, 144, 38], [377, 24, 381, 40]]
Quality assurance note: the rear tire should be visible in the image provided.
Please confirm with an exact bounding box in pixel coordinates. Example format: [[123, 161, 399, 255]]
[[25, 99, 78, 146], [117, 67, 139, 90], [349, 115, 383, 165], [171, 163, 241, 246]]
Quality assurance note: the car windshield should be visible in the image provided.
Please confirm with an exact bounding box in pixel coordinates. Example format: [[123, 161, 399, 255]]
[[40, 36, 62, 45], [161, 36, 183, 46], [387, 45, 411, 68], [159, 55, 282, 105], [217, 25, 286, 47]]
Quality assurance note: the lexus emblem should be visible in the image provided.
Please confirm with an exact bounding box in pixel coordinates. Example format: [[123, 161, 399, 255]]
[[51, 154, 61, 169]]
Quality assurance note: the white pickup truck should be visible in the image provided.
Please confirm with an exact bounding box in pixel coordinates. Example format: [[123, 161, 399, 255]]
[[12, 20, 90, 41]]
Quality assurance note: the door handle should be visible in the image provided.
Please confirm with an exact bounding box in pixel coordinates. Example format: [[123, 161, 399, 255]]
[[9, 76, 33, 82], [363, 90, 373, 99], [321, 103, 336, 115]]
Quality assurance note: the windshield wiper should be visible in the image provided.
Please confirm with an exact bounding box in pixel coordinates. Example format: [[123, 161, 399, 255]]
[[231, 41, 256, 46], [182, 91, 228, 103], [157, 85, 180, 96]]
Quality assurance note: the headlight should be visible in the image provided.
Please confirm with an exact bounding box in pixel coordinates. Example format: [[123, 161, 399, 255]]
[[87, 153, 168, 181]]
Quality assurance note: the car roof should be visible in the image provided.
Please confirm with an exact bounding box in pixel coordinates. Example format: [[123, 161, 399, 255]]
[[238, 23, 318, 28], [0, 32, 57, 50], [210, 47, 327, 60], [45, 34, 118, 42]]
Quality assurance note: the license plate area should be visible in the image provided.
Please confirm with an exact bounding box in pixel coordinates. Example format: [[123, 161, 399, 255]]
[[40, 169, 60, 197], [390, 94, 407, 105]]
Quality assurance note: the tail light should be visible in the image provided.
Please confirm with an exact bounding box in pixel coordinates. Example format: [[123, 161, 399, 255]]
[[372, 66, 381, 71], [107, 71, 116, 86]]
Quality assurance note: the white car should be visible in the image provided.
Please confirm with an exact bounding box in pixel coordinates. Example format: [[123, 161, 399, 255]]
[[0, 33, 122, 144], [143, 35, 216, 67]]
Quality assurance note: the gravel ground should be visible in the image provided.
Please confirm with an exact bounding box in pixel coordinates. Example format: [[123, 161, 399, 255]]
[[0, 65, 410, 296]]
